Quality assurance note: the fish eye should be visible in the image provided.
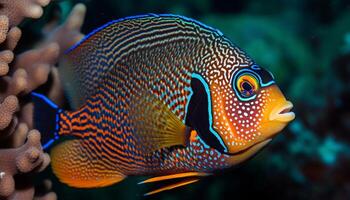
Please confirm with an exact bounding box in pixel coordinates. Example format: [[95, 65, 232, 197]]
[[234, 73, 260, 100]]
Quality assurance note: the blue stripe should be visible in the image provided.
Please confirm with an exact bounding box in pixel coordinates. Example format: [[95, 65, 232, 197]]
[[191, 73, 228, 153], [31, 92, 58, 109], [66, 13, 223, 54], [43, 139, 55, 150], [54, 109, 62, 139], [183, 86, 193, 123]]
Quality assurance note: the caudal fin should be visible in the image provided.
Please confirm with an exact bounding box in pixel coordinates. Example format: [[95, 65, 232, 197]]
[[31, 92, 61, 149], [52, 139, 126, 188]]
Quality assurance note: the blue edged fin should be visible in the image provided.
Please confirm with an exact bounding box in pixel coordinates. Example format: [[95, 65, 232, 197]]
[[66, 13, 223, 54], [31, 92, 61, 150], [61, 14, 224, 109]]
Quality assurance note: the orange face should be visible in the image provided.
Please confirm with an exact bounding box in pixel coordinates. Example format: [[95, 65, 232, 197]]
[[208, 66, 295, 154]]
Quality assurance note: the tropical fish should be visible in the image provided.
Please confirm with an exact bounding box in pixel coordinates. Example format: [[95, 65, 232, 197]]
[[32, 14, 295, 195]]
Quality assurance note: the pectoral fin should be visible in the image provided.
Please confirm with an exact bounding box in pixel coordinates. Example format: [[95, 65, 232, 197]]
[[130, 92, 190, 153]]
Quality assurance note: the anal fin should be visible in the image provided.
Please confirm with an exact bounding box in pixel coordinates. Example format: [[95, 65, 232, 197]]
[[138, 172, 210, 184], [51, 139, 126, 188], [144, 178, 199, 196], [139, 172, 210, 196]]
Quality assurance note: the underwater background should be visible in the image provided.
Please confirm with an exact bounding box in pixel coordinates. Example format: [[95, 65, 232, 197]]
[[17, 0, 350, 199]]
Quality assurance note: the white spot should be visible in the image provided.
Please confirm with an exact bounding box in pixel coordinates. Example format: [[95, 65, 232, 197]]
[[0, 172, 5, 179]]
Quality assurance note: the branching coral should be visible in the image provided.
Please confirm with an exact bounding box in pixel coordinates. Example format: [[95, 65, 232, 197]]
[[41, 3, 86, 57], [0, 96, 18, 136], [0, 1, 86, 199], [0, 0, 50, 27], [13, 43, 60, 94], [0, 130, 50, 199]]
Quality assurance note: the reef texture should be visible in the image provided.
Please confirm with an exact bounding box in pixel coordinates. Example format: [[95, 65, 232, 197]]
[[0, 1, 86, 199]]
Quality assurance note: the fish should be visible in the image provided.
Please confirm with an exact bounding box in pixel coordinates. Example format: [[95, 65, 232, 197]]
[[31, 14, 295, 195]]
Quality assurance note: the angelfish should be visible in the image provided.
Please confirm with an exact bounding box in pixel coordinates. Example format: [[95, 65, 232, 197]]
[[32, 14, 295, 195]]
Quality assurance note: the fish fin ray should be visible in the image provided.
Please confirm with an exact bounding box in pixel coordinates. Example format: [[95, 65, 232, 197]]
[[51, 139, 126, 188], [138, 172, 210, 184], [144, 178, 200, 196], [130, 92, 189, 153]]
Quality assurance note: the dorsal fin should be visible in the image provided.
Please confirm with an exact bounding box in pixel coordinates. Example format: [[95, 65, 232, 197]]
[[59, 14, 223, 108], [59, 34, 108, 108], [58, 15, 157, 108]]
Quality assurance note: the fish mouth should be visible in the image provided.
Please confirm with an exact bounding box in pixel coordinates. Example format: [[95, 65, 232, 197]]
[[223, 139, 272, 156], [269, 101, 295, 122]]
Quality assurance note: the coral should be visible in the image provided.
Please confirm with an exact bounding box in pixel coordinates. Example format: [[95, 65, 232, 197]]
[[13, 42, 59, 94], [0, 0, 54, 198], [0, 1, 86, 199], [0, 130, 50, 199], [41, 3, 86, 57], [0, 0, 51, 27], [0, 96, 18, 138]]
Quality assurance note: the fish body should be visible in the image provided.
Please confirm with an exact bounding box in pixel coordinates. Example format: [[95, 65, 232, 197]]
[[32, 14, 295, 194]]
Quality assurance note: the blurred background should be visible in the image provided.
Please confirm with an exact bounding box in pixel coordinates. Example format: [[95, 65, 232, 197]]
[[19, 0, 350, 199]]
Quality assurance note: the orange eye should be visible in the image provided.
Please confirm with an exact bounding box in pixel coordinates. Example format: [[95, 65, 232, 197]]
[[236, 74, 259, 98]]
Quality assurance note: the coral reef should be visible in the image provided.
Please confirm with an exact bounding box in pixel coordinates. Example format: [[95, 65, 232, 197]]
[[0, 1, 86, 199]]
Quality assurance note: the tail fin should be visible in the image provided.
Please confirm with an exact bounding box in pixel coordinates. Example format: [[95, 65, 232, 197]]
[[31, 92, 61, 150]]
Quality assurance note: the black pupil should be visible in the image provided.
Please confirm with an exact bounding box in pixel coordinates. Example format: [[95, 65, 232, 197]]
[[242, 81, 253, 91]]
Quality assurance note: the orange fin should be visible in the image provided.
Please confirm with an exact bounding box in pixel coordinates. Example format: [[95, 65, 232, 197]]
[[138, 172, 210, 184], [144, 178, 199, 196], [51, 139, 126, 188], [130, 92, 190, 154]]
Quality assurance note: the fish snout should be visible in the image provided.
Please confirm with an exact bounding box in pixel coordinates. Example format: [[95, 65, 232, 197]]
[[258, 99, 295, 140], [269, 101, 295, 123]]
